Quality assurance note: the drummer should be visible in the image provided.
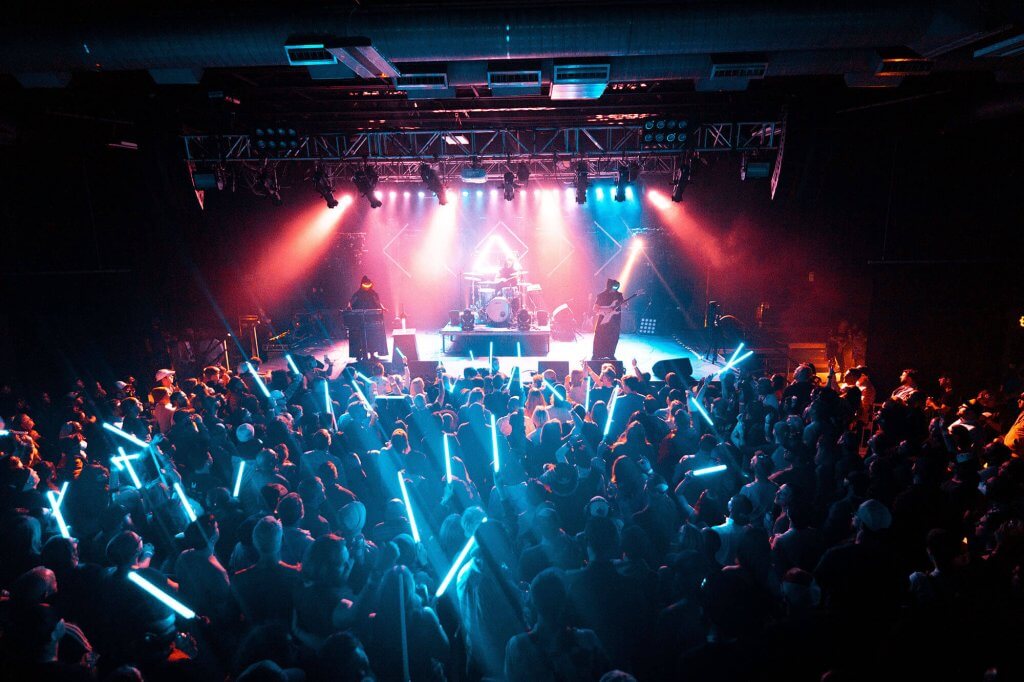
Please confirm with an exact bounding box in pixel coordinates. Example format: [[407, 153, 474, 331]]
[[497, 256, 519, 288]]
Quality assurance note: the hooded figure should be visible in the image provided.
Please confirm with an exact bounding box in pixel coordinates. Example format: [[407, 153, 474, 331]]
[[350, 275, 382, 310], [592, 279, 626, 360]]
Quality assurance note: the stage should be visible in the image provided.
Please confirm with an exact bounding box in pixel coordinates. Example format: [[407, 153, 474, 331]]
[[263, 329, 719, 381]]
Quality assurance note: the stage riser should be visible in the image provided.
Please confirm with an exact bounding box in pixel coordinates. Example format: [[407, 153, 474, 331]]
[[447, 332, 550, 357]]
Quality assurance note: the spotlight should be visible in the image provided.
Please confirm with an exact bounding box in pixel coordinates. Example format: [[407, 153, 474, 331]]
[[516, 162, 530, 185], [311, 165, 338, 208], [419, 163, 447, 205], [614, 164, 628, 202], [503, 171, 515, 201], [671, 157, 691, 203], [573, 161, 589, 205], [259, 163, 282, 206], [516, 308, 532, 331], [352, 166, 382, 209]]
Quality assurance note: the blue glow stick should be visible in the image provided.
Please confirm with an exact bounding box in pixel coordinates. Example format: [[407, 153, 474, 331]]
[[444, 434, 452, 484], [173, 482, 197, 522], [127, 572, 196, 619], [721, 342, 745, 371], [56, 481, 69, 507], [350, 378, 372, 410], [46, 490, 71, 539], [690, 397, 715, 426], [285, 354, 301, 374], [489, 341, 494, 369], [323, 381, 334, 415], [469, 349, 475, 362], [397, 471, 421, 543], [585, 376, 592, 412], [603, 386, 620, 437], [435, 535, 478, 597], [719, 348, 754, 375], [692, 464, 727, 476], [0, 429, 9, 436], [233, 460, 246, 498], [394, 345, 405, 359], [246, 366, 272, 398], [115, 446, 143, 488], [103, 422, 148, 449], [491, 413, 500, 472]]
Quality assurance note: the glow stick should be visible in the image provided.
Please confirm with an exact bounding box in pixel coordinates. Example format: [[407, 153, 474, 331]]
[[246, 366, 272, 398], [689, 397, 715, 426], [721, 342, 745, 371], [103, 422, 148, 449], [323, 381, 334, 415], [115, 446, 143, 488], [692, 464, 727, 476], [719, 349, 754, 375], [46, 490, 71, 539], [469, 349, 475, 362], [0, 429, 9, 436], [394, 346, 405, 359], [490, 413, 500, 473], [603, 386, 620, 437], [350, 378, 372, 410], [233, 460, 246, 498], [285, 354, 301, 374], [435, 536, 478, 597], [489, 341, 494, 370], [585, 376, 592, 412], [173, 482, 197, 522], [397, 471, 421, 543], [127, 572, 196, 619], [56, 481, 69, 506], [444, 434, 452, 484]]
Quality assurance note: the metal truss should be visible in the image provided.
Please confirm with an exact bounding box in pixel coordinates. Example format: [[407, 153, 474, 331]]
[[183, 122, 782, 181]]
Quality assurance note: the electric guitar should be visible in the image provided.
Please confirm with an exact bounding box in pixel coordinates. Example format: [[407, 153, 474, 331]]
[[594, 290, 644, 328]]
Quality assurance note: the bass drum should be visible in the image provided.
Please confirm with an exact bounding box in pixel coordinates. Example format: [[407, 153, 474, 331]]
[[484, 297, 512, 324]]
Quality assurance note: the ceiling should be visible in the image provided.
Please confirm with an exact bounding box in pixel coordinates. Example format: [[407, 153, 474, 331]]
[[0, 1, 1022, 136]]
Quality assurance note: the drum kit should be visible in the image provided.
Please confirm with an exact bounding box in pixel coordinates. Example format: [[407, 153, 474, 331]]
[[462, 270, 541, 326]]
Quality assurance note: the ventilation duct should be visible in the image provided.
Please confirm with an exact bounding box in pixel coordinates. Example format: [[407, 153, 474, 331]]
[[487, 69, 542, 96], [551, 63, 610, 99]]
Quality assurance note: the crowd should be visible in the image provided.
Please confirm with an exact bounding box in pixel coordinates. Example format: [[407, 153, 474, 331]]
[[1, 348, 1024, 681]]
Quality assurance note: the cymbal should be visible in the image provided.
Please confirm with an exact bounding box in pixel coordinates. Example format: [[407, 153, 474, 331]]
[[508, 270, 528, 276], [463, 272, 488, 278], [463, 275, 482, 282]]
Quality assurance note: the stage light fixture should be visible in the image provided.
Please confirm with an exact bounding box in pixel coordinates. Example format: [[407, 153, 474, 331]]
[[671, 158, 691, 202], [419, 163, 447, 205], [516, 162, 530, 185], [352, 166, 382, 208], [259, 164, 283, 206], [311, 165, 338, 208], [503, 171, 516, 201], [516, 308, 532, 331], [573, 161, 589, 204], [614, 164, 629, 202]]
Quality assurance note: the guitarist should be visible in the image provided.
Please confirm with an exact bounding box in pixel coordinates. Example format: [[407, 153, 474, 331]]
[[592, 278, 628, 360]]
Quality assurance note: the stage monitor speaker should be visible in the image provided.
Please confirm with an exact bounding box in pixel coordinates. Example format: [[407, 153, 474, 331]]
[[536, 360, 570, 380], [407, 360, 440, 382], [586, 359, 625, 377], [392, 329, 419, 362], [651, 357, 694, 382]]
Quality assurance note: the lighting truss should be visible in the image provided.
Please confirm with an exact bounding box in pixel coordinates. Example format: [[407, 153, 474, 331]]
[[182, 122, 783, 182]]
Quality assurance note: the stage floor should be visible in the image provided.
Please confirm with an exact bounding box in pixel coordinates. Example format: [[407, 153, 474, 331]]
[[266, 330, 720, 380]]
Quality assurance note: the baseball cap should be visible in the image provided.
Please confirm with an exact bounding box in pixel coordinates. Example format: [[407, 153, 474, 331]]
[[154, 369, 175, 382]]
